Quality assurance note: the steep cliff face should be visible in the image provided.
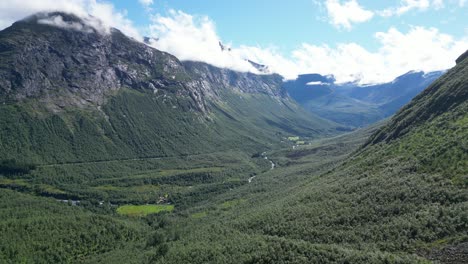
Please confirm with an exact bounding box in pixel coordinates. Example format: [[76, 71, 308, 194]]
[[0, 12, 200, 111], [0, 12, 290, 114], [183, 61, 285, 98], [0, 12, 338, 163]]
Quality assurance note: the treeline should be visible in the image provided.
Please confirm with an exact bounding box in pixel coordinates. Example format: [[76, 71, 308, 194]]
[[0, 189, 155, 263], [0, 159, 35, 175]]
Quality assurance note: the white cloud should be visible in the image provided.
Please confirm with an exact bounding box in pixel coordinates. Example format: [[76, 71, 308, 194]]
[[460, 0, 467, 6], [379, 0, 451, 17], [139, 0, 153, 7], [148, 10, 258, 73], [146, 11, 466, 84], [0, 0, 141, 40], [0, 3, 465, 84], [307, 81, 330, 85], [236, 45, 301, 79], [324, 0, 374, 30], [37, 14, 98, 33], [290, 26, 468, 84], [397, 0, 430, 15]]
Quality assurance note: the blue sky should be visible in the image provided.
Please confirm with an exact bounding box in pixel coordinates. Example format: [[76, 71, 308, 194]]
[[115, 0, 467, 53], [0, 0, 467, 83]]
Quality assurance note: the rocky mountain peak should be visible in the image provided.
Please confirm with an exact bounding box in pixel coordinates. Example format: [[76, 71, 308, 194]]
[[0, 12, 188, 111], [0, 12, 288, 114]]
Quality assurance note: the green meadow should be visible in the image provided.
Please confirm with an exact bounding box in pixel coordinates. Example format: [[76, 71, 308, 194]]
[[117, 204, 175, 217]]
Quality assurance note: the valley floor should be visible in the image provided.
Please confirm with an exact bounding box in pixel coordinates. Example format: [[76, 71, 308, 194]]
[[1, 121, 466, 263], [0, 126, 373, 263]]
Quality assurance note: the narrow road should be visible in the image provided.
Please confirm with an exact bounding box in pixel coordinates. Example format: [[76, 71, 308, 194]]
[[269, 159, 276, 170], [248, 176, 256, 183], [248, 152, 275, 183], [37, 151, 226, 168]]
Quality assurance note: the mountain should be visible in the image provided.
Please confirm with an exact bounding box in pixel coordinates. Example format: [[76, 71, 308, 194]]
[[1, 11, 466, 264], [284, 70, 444, 127], [0, 12, 339, 164], [150, 50, 468, 263]]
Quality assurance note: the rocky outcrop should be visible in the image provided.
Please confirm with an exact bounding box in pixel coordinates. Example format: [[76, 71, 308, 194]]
[[183, 61, 285, 98], [0, 12, 288, 113], [0, 13, 186, 108]]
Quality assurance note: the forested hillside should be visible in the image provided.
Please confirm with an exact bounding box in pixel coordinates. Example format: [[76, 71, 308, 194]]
[[149, 51, 467, 263], [0, 11, 466, 264]]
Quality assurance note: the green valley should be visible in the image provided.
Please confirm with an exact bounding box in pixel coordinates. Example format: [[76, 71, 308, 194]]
[[0, 11, 466, 264]]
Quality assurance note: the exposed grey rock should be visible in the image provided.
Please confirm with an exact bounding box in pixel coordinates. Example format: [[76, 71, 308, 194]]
[[0, 12, 289, 114]]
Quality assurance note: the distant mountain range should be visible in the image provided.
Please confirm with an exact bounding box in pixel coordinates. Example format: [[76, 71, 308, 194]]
[[283, 71, 444, 127]]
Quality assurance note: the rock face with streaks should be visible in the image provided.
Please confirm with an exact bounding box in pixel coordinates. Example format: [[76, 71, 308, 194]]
[[0, 12, 338, 164], [0, 12, 286, 113]]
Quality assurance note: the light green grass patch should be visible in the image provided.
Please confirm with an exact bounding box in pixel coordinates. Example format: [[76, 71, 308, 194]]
[[0, 178, 30, 187], [221, 199, 246, 209], [37, 184, 66, 194], [117, 204, 174, 217], [191, 211, 208, 219]]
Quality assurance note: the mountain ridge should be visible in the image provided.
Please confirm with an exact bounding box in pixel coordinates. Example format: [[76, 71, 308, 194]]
[[0, 12, 339, 164]]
